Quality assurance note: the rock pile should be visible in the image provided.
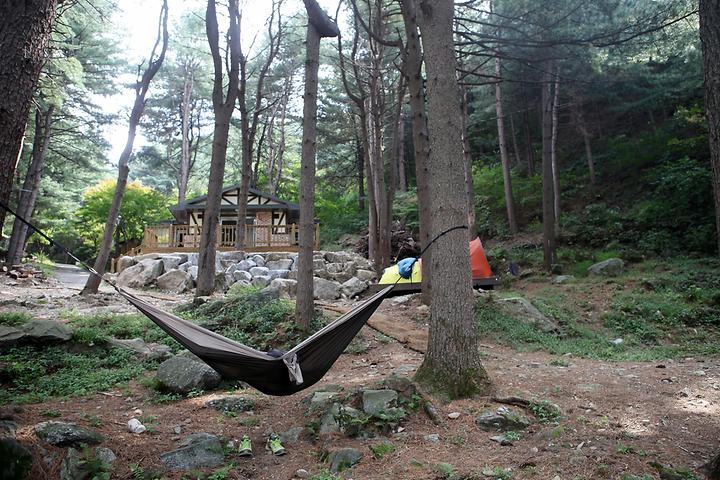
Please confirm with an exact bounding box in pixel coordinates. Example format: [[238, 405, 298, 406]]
[[116, 250, 377, 299]]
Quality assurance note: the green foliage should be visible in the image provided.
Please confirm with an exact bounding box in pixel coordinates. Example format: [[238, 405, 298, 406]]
[[315, 191, 367, 249], [503, 431, 521, 441], [435, 462, 458, 480], [529, 400, 561, 424], [67, 312, 178, 347], [370, 441, 396, 459], [0, 344, 153, 404], [182, 287, 327, 352], [75, 179, 170, 253], [0, 311, 32, 327]]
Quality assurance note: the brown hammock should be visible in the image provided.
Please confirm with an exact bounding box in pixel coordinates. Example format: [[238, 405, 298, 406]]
[[117, 285, 394, 396]]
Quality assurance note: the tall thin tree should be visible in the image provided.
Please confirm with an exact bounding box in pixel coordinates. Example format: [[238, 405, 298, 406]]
[[195, 0, 242, 296], [295, 0, 340, 330], [494, 55, 518, 234], [81, 0, 168, 295]]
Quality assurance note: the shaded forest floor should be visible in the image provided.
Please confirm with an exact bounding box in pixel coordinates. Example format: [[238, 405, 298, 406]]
[[1, 257, 719, 480]]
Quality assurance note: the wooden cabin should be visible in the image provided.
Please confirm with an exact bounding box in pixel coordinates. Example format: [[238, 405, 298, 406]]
[[140, 185, 318, 253]]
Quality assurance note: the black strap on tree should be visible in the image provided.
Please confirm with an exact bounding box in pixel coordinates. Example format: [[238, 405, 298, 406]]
[[0, 200, 121, 293]]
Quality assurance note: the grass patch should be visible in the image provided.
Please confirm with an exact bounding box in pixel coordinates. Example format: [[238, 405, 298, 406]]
[[66, 312, 179, 347], [476, 258, 720, 360], [0, 311, 32, 327], [370, 441, 396, 459], [180, 287, 327, 352], [0, 344, 157, 404]]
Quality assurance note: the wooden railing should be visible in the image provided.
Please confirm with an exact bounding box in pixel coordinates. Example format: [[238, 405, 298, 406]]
[[141, 223, 319, 252]]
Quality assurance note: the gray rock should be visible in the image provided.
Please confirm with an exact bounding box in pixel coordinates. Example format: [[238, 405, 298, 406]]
[[391, 294, 416, 306], [312, 258, 326, 271], [21, 320, 72, 343], [280, 426, 305, 444], [0, 420, 18, 438], [95, 447, 116, 465], [497, 297, 559, 333], [250, 255, 265, 267], [116, 256, 136, 273], [552, 275, 574, 284], [266, 259, 293, 270], [0, 438, 32, 480], [214, 273, 232, 293], [587, 258, 625, 276], [234, 259, 256, 271], [383, 374, 417, 398], [60, 447, 83, 480], [156, 270, 193, 293], [268, 278, 297, 298], [178, 261, 191, 272], [0, 326, 25, 351], [423, 433, 440, 443], [324, 251, 353, 264], [475, 408, 531, 432], [327, 447, 363, 473], [362, 389, 398, 416], [249, 266, 270, 277], [34, 421, 104, 447], [231, 269, 253, 283], [155, 355, 221, 394], [308, 391, 341, 414], [286, 270, 298, 280], [251, 275, 271, 288], [134, 253, 160, 262], [186, 253, 199, 267], [267, 269, 290, 280], [295, 468, 310, 479], [187, 266, 199, 280], [160, 433, 224, 470], [264, 252, 290, 262], [341, 277, 367, 297], [219, 251, 245, 263], [116, 259, 164, 288], [355, 269, 376, 282], [205, 396, 255, 413], [489, 435, 513, 446], [109, 338, 172, 360], [161, 255, 185, 272], [313, 277, 341, 300]]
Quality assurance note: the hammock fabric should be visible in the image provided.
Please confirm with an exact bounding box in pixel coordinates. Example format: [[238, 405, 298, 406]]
[[117, 285, 394, 396]]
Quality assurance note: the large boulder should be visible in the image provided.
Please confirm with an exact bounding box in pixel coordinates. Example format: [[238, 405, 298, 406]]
[[476, 407, 531, 432], [214, 273, 232, 293], [249, 266, 270, 277], [251, 275, 271, 288], [497, 297, 559, 333], [362, 389, 398, 416], [160, 433, 224, 470], [268, 278, 297, 298], [588, 258, 625, 276], [324, 251, 353, 264], [0, 438, 33, 480], [355, 269, 376, 282], [231, 270, 253, 283], [205, 396, 255, 413], [116, 256, 136, 274], [116, 259, 164, 288], [267, 269, 290, 280], [226, 281, 252, 296], [234, 259, 256, 272], [266, 258, 293, 271], [156, 270, 193, 294], [327, 447, 363, 473], [22, 320, 72, 344], [155, 354, 221, 394], [109, 338, 172, 360], [34, 421, 104, 447], [187, 266, 198, 281], [160, 255, 186, 272], [0, 326, 25, 351], [249, 255, 265, 267], [219, 251, 245, 263], [186, 253, 199, 267], [313, 277, 341, 300], [341, 277, 367, 298]]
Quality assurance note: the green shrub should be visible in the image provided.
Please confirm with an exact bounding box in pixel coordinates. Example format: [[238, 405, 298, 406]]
[[370, 441, 396, 459], [0, 311, 32, 327]]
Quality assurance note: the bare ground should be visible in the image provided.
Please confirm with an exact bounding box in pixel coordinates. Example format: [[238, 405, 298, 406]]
[[1, 276, 719, 480]]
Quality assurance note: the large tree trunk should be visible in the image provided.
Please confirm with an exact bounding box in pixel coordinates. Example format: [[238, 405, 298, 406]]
[[0, 0, 57, 236], [700, 0, 720, 255], [196, 0, 241, 297], [495, 56, 518, 234], [573, 102, 595, 188], [399, 0, 433, 304], [522, 88, 536, 176], [551, 67, 561, 234], [397, 112, 407, 192], [6, 105, 54, 266], [353, 117, 366, 211], [296, 0, 339, 330], [541, 62, 557, 270], [509, 113, 522, 167], [82, 1, 168, 295], [414, 0, 491, 399], [178, 63, 194, 204]]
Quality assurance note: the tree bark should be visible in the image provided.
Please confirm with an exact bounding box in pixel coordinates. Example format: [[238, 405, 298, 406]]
[[0, 0, 58, 236], [573, 102, 595, 188], [414, 0, 491, 399], [541, 62, 557, 270], [495, 56, 518, 234], [509, 113, 522, 167], [551, 66, 561, 235], [699, 0, 720, 255], [6, 105, 54, 265], [522, 88, 536, 176], [82, 1, 168, 295], [195, 0, 241, 296], [397, 112, 407, 192], [296, 0, 339, 330], [399, 0, 433, 304]]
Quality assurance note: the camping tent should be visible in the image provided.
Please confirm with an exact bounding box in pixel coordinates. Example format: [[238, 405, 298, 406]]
[[370, 237, 500, 294]]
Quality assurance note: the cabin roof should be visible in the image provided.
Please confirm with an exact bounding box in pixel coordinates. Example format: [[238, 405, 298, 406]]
[[169, 185, 299, 213]]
